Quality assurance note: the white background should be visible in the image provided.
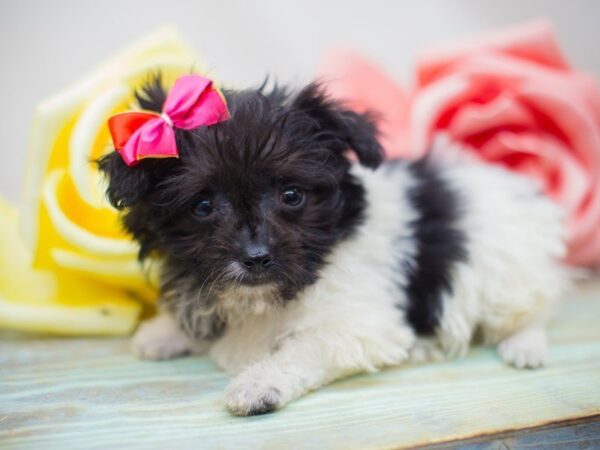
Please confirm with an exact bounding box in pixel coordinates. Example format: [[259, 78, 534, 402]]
[[1, 0, 599, 202]]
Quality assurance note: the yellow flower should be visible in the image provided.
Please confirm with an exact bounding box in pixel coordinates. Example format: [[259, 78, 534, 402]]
[[6, 28, 208, 334], [0, 196, 141, 335]]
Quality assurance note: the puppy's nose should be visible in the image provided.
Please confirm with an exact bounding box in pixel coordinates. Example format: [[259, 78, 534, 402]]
[[242, 244, 273, 270]]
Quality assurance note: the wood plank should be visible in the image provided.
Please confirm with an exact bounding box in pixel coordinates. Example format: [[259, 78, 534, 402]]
[[1, 280, 599, 449], [427, 415, 600, 449]]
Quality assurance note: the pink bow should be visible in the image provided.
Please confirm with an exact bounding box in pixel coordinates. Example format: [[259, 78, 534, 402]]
[[108, 75, 229, 166]]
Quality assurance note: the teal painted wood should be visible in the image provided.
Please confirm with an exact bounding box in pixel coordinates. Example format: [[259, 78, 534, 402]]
[[1, 280, 600, 450]]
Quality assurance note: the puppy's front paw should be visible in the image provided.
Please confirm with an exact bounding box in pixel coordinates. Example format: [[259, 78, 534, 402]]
[[225, 365, 289, 416], [225, 382, 282, 416], [131, 313, 192, 361], [498, 327, 547, 369]]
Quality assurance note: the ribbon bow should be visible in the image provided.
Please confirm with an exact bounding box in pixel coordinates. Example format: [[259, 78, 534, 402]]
[[108, 75, 229, 167]]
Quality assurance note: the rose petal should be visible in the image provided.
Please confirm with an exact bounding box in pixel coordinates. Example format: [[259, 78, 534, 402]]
[[409, 75, 472, 156], [478, 132, 551, 187], [431, 51, 600, 171], [568, 188, 600, 265], [319, 49, 411, 157], [518, 81, 600, 171], [474, 129, 600, 266], [418, 19, 570, 86], [478, 132, 590, 212], [448, 93, 536, 140], [575, 73, 600, 121]]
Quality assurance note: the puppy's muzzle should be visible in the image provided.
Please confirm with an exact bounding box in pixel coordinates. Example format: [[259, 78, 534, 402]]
[[241, 244, 274, 272]]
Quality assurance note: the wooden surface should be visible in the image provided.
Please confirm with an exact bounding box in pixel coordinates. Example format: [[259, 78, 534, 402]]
[[1, 280, 600, 450], [428, 416, 600, 449]]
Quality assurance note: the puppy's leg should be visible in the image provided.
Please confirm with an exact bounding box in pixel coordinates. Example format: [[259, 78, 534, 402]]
[[409, 338, 446, 364], [497, 325, 548, 369], [132, 312, 195, 360], [225, 329, 412, 416]]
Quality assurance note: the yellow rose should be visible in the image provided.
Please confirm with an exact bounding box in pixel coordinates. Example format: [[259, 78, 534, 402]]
[[0, 195, 141, 335], [2, 28, 207, 334]]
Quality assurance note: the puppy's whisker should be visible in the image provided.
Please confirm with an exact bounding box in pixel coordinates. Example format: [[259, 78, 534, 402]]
[[205, 268, 230, 300], [197, 265, 221, 301]]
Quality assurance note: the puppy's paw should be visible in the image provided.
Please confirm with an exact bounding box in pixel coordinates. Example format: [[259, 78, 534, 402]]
[[131, 313, 192, 361], [225, 382, 282, 416], [498, 327, 547, 369], [409, 339, 446, 364], [225, 365, 289, 416]]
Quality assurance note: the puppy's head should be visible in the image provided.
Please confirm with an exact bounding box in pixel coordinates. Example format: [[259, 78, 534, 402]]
[[99, 76, 383, 308]]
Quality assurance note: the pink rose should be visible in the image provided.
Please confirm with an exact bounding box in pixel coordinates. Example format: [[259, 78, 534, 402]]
[[320, 20, 600, 266]]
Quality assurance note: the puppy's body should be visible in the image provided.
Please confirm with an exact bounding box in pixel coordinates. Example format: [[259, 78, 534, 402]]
[[101, 80, 569, 415], [135, 151, 567, 415]]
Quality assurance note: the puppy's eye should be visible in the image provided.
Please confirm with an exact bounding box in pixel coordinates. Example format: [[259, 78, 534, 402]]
[[192, 198, 214, 218], [280, 186, 305, 208]]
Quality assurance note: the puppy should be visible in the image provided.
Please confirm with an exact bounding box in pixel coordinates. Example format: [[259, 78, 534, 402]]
[[99, 76, 569, 416]]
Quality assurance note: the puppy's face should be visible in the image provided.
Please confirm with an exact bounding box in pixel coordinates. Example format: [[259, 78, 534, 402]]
[[100, 80, 382, 305]]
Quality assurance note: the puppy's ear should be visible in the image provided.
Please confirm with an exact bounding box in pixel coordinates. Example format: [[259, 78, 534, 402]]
[[292, 83, 384, 169], [98, 73, 171, 209], [97, 152, 153, 209], [98, 152, 177, 260]]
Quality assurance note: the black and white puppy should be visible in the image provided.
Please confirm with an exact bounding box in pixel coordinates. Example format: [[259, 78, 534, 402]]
[[99, 77, 569, 416]]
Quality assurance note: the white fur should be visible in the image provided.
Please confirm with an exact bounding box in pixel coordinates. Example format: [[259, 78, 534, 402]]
[[132, 145, 569, 415], [216, 283, 280, 323], [132, 313, 193, 360], [426, 144, 568, 358], [498, 326, 548, 368]]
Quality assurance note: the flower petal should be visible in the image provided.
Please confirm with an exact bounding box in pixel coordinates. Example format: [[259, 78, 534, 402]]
[[318, 49, 411, 157], [418, 19, 570, 86], [448, 93, 536, 140]]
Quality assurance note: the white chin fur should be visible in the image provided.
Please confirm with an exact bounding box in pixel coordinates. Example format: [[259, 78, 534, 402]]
[[216, 283, 281, 323]]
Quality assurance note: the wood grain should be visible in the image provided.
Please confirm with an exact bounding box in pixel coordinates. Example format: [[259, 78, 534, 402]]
[[1, 280, 600, 449]]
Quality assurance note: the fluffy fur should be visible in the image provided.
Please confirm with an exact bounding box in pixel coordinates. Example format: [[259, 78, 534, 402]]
[[99, 77, 569, 416]]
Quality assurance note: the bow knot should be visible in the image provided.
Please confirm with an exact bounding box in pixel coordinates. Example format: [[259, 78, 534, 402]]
[[159, 112, 173, 128], [108, 75, 229, 167]]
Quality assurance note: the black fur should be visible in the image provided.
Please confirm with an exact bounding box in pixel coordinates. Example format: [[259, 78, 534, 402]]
[[401, 157, 468, 335], [134, 73, 167, 113], [98, 77, 383, 337]]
